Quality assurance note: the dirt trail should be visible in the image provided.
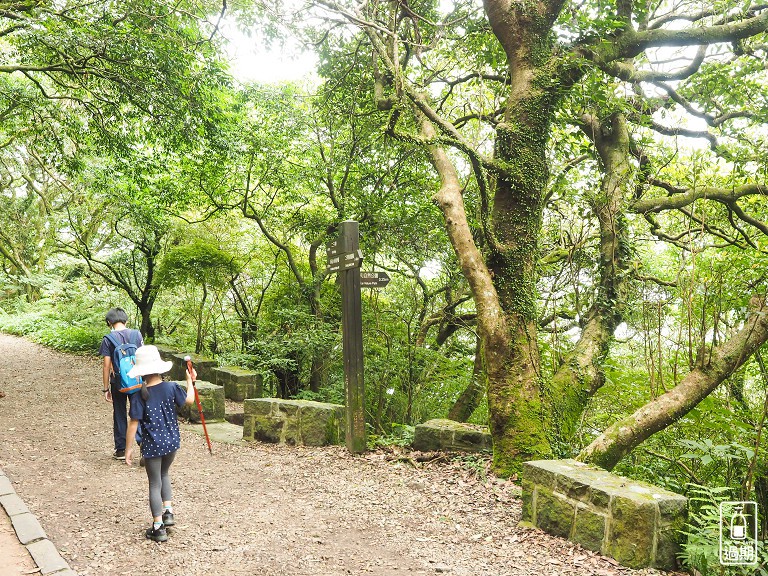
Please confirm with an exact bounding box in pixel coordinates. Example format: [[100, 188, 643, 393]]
[[0, 334, 672, 576]]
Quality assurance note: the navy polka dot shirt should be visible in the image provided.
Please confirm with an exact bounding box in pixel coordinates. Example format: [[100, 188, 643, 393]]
[[129, 381, 188, 458]]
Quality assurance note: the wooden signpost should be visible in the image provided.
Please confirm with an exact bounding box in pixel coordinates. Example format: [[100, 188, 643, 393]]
[[325, 221, 389, 454]]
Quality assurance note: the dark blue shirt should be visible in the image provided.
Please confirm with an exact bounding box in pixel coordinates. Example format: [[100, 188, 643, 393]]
[[128, 381, 188, 458]]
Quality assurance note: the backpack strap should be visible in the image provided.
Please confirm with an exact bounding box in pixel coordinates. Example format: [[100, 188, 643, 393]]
[[105, 331, 118, 379], [105, 330, 119, 349], [106, 329, 141, 349]]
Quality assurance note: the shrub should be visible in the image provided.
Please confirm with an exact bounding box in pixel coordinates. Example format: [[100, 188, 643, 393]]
[[0, 300, 105, 353], [367, 423, 415, 449], [680, 484, 768, 576], [33, 323, 104, 352], [0, 307, 53, 336]]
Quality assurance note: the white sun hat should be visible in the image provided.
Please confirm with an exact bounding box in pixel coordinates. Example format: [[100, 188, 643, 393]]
[[127, 345, 173, 378]]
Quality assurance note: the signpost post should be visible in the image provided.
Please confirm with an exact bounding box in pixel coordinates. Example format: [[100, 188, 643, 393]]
[[326, 222, 390, 454], [335, 221, 366, 453]]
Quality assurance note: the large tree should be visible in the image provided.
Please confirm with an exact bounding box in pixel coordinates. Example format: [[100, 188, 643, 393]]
[[303, 0, 768, 474]]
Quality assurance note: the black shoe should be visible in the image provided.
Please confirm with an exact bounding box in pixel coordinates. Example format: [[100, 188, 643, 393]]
[[145, 524, 168, 542], [112, 449, 125, 460], [162, 510, 175, 526]]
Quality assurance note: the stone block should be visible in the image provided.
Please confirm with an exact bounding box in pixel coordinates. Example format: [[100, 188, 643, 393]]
[[412, 419, 491, 453], [606, 495, 656, 568], [655, 527, 684, 570], [11, 512, 46, 544], [213, 366, 263, 401], [225, 412, 245, 426], [522, 459, 687, 571], [244, 398, 273, 417], [250, 414, 284, 443], [521, 459, 567, 490], [0, 492, 29, 516], [0, 474, 13, 496], [588, 484, 612, 509], [658, 493, 688, 526], [277, 401, 300, 418], [242, 398, 344, 446], [535, 487, 575, 539], [242, 414, 253, 440], [556, 474, 590, 502], [177, 381, 225, 423], [299, 402, 344, 446], [27, 538, 70, 574], [411, 421, 442, 451], [572, 505, 605, 552], [520, 480, 535, 523]]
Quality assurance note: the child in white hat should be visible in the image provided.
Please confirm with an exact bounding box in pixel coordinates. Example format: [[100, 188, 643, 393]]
[[124, 345, 196, 542]]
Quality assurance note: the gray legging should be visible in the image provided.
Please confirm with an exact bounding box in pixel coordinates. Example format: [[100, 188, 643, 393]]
[[145, 451, 177, 518]]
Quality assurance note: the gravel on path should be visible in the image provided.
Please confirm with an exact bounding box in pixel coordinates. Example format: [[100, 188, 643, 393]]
[[0, 333, 677, 576]]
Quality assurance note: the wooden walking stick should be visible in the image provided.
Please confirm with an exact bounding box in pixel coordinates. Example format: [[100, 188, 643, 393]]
[[185, 356, 213, 455]]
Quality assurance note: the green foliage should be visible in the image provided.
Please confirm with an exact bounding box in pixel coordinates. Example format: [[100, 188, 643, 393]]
[[366, 423, 415, 449], [33, 322, 104, 352], [8, 1, 231, 148], [0, 305, 54, 337], [680, 484, 768, 576], [0, 299, 105, 352], [451, 453, 492, 483], [680, 484, 733, 575], [158, 239, 241, 288], [678, 438, 755, 471]]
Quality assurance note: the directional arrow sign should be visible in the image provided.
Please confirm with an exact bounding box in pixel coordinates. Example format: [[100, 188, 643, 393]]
[[326, 249, 363, 273], [360, 271, 390, 288]]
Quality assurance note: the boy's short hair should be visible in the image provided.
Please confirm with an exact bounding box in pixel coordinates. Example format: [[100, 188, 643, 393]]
[[105, 307, 129, 327]]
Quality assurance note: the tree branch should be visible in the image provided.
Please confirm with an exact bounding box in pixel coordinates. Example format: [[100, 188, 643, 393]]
[[633, 183, 768, 213]]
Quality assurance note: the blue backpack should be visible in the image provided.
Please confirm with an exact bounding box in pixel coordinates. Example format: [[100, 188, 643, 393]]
[[106, 329, 143, 394]]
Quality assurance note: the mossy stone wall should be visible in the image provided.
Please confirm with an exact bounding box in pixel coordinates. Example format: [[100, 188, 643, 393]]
[[166, 352, 217, 383], [176, 381, 225, 423], [243, 398, 344, 446], [521, 459, 687, 570], [212, 366, 263, 401]]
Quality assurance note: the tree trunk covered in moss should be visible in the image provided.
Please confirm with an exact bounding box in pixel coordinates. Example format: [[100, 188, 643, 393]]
[[485, 112, 552, 475], [476, 0, 577, 475], [579, 299, 768, 470], [422, 109, 551, 476], [547, 113, 633, 444]]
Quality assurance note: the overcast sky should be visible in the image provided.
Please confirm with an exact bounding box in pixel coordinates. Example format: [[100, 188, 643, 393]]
[[220, 20, 317, 84]]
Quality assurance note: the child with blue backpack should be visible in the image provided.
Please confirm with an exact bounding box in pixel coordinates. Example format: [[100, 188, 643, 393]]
[[99, 307, 144, 460], [124, 345, 195, 542]]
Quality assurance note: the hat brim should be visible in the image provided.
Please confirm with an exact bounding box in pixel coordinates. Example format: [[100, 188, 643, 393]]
[[127, 359, 173, 379]]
